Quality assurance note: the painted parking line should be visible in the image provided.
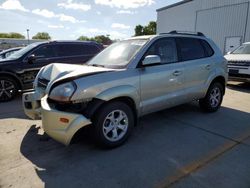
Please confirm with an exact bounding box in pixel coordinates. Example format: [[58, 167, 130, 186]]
[[156, 130, 250, 188]]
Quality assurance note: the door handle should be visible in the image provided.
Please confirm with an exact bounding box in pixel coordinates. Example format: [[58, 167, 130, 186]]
[[173, 70, 182, 76], [205, 64, 211, 70]]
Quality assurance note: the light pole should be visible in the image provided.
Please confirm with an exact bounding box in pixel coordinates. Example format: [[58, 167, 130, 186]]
[[26, 29, 30, 45]]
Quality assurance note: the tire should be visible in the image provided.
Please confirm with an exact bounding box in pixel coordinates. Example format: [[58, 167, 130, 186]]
[[0, 76, 18, 102], [199, 82, 224, 112], [93, 101, 134, 148]]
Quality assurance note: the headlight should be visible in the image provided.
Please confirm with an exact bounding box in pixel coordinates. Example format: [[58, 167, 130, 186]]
[[49, 82, 76, 102]]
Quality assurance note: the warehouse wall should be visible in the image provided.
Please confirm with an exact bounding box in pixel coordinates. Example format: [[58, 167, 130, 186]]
[[157, 0, 250, 53], [196, 2, 249, 53], [157, 1, 201, 33]]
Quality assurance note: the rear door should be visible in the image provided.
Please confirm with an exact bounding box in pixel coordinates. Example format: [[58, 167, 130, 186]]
[[139, 37, 186, 115], [176, 37, 215, 100]]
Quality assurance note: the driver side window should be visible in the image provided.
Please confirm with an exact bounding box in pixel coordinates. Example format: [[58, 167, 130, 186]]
[[145, 38, 178, 64], [33, 45, 56, 59]]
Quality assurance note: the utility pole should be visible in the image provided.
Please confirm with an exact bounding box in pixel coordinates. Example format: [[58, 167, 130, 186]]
[[26, 29, 30, 45]]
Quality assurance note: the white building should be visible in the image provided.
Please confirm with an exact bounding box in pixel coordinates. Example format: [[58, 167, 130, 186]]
[[157, 0, 250, 54]]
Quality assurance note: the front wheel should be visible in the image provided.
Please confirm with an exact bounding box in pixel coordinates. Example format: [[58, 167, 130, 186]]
[[0, 77, 18, 102], [93, 101, 134, 148], [199, 82, 224, 112]]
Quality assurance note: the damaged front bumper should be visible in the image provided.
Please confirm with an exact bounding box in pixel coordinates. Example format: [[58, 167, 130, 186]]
[[40, 95, 92, 145]]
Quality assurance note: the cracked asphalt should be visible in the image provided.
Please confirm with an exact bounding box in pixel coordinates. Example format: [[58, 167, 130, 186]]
[[0, 82, 250, 188]]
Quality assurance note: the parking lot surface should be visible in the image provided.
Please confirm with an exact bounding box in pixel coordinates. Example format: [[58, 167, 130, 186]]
[[0, 82, 250, 188]]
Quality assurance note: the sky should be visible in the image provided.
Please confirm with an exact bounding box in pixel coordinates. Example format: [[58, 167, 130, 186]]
[[0, 0, 180, 40]]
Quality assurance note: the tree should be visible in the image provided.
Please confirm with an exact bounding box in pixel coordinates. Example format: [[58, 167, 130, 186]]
[[134, 25, 144, 36], [0, 32, 25, 39], [77, 36, 91, 41], [134, 21, 157, 36], [32, 32, 51, 40], [94, 35, 112, 45], [77, 35, 112, 45]]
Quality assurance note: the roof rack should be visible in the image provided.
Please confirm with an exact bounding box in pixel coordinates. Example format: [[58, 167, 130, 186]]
[[161, 30, 205, 37]]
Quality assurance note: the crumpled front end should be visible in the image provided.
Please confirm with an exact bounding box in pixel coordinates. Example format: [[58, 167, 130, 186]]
[[41, 95, 92, 145]]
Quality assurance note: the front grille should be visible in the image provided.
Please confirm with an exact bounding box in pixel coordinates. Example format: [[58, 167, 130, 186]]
[[228, 61, 250, 67], [38, 78, 50, 89]]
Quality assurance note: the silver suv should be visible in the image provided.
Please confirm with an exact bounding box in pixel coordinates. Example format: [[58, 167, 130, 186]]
[[23, 32, 228, 148]]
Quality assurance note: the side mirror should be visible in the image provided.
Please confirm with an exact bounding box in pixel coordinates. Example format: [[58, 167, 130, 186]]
[[27, 54, 36, 64], [142, 55, 161, 66]]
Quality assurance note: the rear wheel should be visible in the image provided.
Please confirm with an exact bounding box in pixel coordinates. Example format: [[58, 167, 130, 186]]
[[93, 101, 134, 148], [199, 82, 224, 112], [0, 76, 18, 102]]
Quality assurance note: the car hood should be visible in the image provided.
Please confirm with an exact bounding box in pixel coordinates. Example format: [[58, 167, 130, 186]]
[[39, 63, 115, 87], [224, 54, 250, 61]]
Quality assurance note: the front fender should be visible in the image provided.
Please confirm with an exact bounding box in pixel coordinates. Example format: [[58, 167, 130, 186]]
[[95, 85, 140, 110]]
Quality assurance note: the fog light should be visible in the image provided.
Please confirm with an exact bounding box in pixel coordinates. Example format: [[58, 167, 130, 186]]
[[60, 118, 69, 123]]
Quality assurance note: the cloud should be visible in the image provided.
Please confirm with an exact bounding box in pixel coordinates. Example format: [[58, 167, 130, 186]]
[[111, 23, 130, 29], [116, 10, 136, 14], [96, 11, 101, 15], [48, 24, 64, 29], [32, 9, 56, 18], [0, 0, 28, 12], [94, 0, 155, 9], [109, 31, 128, 39], [32, 9, 86, 23], [88, 28, 108, 33], [58, 0, 91, 11]]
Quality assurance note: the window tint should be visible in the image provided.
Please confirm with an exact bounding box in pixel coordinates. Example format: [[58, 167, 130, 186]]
[[177, 38, 205, 61], [200, 40, 214, 56], [56, 43, 100, 57], [145, 38, 177, 64], [33, 45, 56, 58]]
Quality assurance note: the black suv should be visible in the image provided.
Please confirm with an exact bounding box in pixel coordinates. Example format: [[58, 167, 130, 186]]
[[0, 41, 103, 101]]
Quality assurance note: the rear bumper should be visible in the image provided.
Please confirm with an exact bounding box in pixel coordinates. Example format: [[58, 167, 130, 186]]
[[41, 96, 92, 145]]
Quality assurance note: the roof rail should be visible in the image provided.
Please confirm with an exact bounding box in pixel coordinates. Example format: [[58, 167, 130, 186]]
[[161, 30, 205, 37]]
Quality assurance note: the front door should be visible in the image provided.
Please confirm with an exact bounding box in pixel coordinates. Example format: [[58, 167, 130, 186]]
[[139, 38, 185, 115]]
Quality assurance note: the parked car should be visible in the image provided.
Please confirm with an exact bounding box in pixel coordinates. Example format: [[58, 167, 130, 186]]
[[0, 47, 22, 59], [0, 41, 103, 101], [23, 31, 228, 148], [225, 42, 250, 82]]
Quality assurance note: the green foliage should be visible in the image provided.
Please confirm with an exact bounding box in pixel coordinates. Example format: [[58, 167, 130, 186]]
[[0, 32, 25, 39], [32, 32, 51, 40], [77, 35, 112, 45], [134, 21, 157, 36]]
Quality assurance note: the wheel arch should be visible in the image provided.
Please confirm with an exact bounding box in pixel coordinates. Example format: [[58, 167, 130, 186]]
[[210, 76, 226, 95]]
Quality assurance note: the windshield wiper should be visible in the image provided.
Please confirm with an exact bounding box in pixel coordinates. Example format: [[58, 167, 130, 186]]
[[90, 64, 105, 68]]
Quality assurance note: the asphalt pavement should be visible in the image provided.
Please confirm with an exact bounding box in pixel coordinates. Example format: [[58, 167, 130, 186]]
[[0, 82, 250, 188]]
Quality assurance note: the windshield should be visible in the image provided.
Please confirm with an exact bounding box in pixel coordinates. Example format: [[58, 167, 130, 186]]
[[232, 44, 250, 54], [87, 39, 147, 68], [5, 42, 43, 60]]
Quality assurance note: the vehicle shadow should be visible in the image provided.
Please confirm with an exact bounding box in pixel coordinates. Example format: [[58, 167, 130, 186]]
[[0, 94, 27, 119], [227, 82, 250, 93], [20, 103, 250, 188]]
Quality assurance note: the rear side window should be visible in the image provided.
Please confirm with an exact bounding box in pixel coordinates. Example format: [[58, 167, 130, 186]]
[[177, 38, 205, 61], [200, 40, 214, 57], [56, 43, 100, 57]]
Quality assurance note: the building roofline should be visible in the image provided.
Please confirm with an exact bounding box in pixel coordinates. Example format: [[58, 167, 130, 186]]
[[156, 0, 193, 12]]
